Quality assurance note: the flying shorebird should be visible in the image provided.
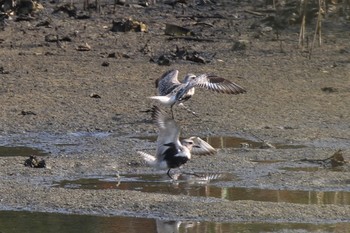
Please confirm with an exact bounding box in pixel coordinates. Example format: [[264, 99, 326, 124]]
[[149, 69, 246, 118], [137, 105, 216, 179]]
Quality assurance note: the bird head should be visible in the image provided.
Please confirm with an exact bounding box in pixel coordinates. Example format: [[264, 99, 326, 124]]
[[181, 138, 200, 150], [183, 74, 196, 83]]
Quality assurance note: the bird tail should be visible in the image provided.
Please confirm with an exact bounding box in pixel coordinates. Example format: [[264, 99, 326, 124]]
[[137, 151, 157, 167]]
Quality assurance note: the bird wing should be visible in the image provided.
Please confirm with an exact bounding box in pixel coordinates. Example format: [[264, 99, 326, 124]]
[[189, 74, 246, 94], [188, 136, 217, 155], [155, 69, 181, 95], [152, 106, 181, 159], [137, 151, 157, 167]]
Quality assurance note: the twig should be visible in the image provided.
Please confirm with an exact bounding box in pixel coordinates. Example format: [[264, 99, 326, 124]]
[[299, 0, 308, 48], [244, 9, 265, 16], [167, 36, 215, 42], [175, 14, 226, 19], [309, 0, 324, 59]]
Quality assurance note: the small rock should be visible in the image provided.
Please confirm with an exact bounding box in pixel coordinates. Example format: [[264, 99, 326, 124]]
[[107, 52, 116, 58], [261, 26, 273, 33], [45, 34, 59, 42], [321, 87, 338, 93], [24, 155, 46, 168], [101, 61, 109, 67], [90, 93, 101, 98], [21, 110, 36, 116], [0, 67, 9, 74], [53, 3, 77, 17], [164, 23, 194, 36], [36, 20, 51, 27], [232, 40, 249, 51], [111, 18, 148, 32]]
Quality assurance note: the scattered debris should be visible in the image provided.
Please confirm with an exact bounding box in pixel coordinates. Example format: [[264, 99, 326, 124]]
[[151, 46, 215, 65], [52, 3, 77, 18], [107, 52, 131, 59], [44, 34, 59, 43], [101, 61, 109, 67], [260, 141, 276, 149], [167, 36, 214, 42], [75, 11, 90, 20], [244, 9, 266, 17], [44, 34, 72, 43], [321, 87, 338, 93], [114, 0, 126, 6], [1, 0, 15, 13], [0, 66, 9, 74], [185, 51, 206, 64], [14, 0, 44, 21], [240, 143, 251, 148], [15, 14, 34, 21], [164, 24, 216, 42], [151, 54, 171, 66], [90, 93, 101, 98], [76, 42, 91, 51], [300, 150, 347, 168], [232, 40, 249, 52], [127, 160, 141, 167], [140, 42, 152, 55], [21, 110, 36, 116], [110, 18, 147, 32], [36, 20, 50, 27], [107, 52, 117, 58], [164, 23, 194, 36], [24, 155, 46, 168]]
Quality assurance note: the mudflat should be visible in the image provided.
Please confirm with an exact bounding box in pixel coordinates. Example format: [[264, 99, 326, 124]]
[[0, 0, 349, 225]]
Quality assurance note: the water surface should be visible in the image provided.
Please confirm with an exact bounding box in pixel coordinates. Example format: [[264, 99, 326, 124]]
[[54, 174, 350, 205], [0, 211, 348, 233]]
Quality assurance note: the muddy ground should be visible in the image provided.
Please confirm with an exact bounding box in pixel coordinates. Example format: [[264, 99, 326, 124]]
[[0, 0, 350, 226]]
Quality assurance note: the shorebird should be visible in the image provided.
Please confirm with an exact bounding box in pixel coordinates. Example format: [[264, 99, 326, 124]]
[[149, 69, 246, 118], [137, 105, 216, 179]]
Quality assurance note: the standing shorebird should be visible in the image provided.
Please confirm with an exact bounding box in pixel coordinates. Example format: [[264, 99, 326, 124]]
[[149, 69, 246, 118], [137, 105, 216, 179]]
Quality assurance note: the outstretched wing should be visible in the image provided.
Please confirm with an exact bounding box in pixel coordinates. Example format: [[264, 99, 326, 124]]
[[189, 74, 246, 94], [151, 106, 181, 159], [187, 136, 217, 155], [155, 69, 181, 96], [137, 151, 157, 167]]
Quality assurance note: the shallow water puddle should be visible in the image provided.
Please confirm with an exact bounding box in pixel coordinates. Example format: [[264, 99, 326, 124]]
[[0, 131, 111, 155], [205, 136, 305, 149], [0, 145, 48, 157], [281, 167, 322, 172], [281, 166, 346, 172], [54, 174, 350, 205], [135, 135, 305, 149], [0, 210, 348, 233]]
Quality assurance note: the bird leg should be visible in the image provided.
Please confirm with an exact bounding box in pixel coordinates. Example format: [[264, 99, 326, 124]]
[[170, 105, 175, 119], [178, 103, 198, 117], [167, 169, 174, 179]]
